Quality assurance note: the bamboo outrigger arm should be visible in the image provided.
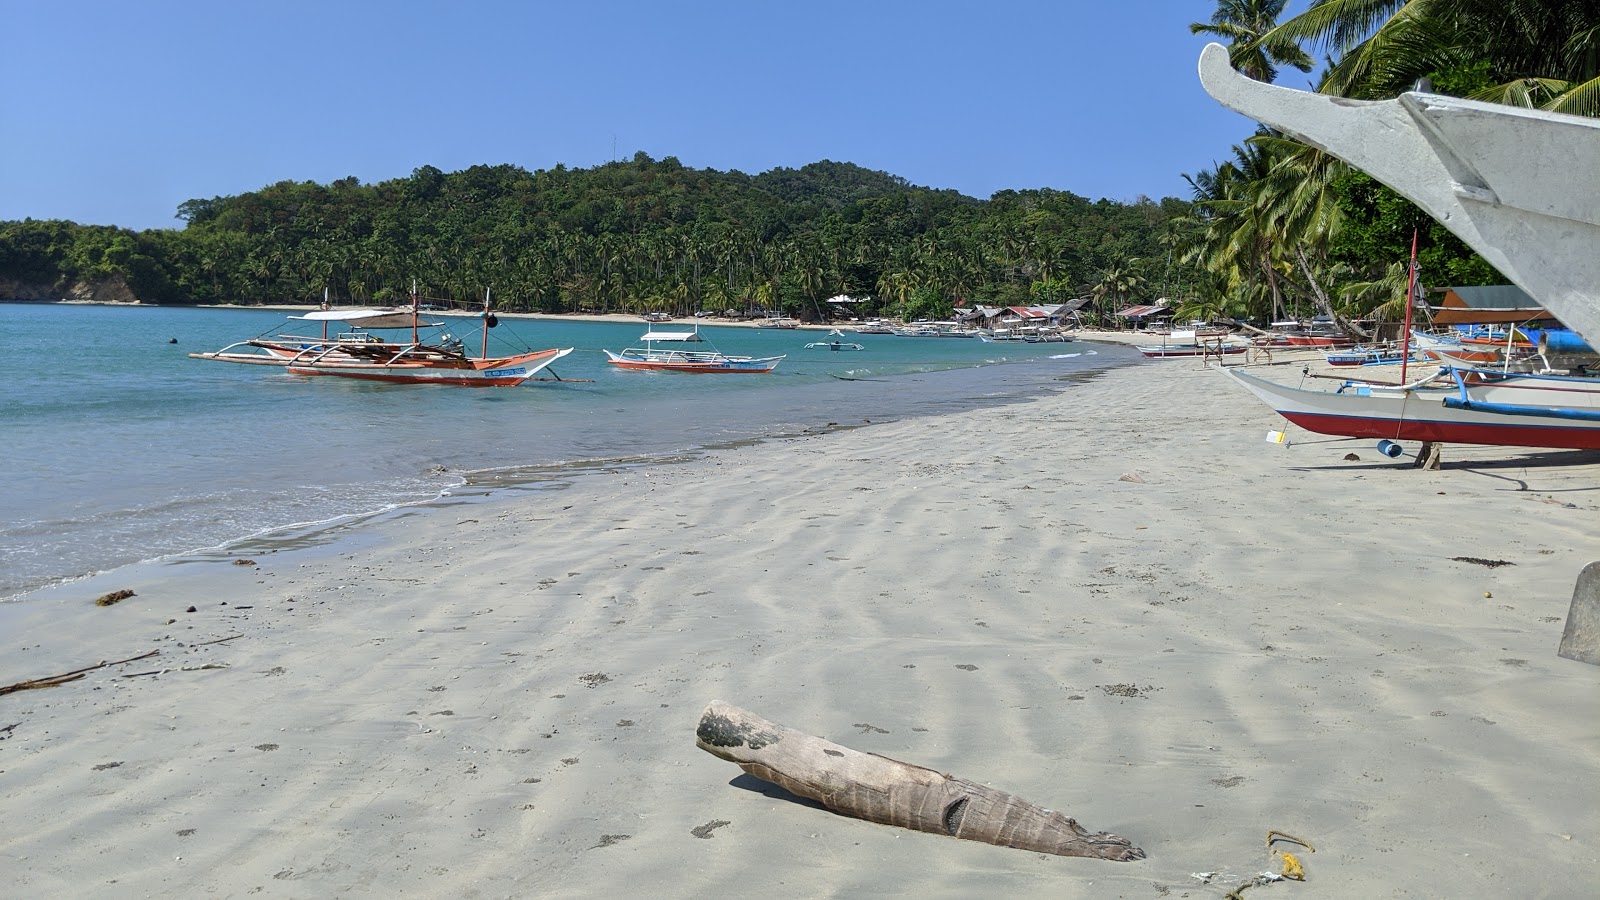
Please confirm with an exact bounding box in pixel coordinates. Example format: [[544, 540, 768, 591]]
[[1197, 42, 1600, 347], [694, 701, 1144, 861]]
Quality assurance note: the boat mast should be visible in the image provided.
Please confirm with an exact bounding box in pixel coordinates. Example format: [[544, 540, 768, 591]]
[[411, 278, 420, 346], [482, 288, 491, 359], [1400, 229, 1419, 382]]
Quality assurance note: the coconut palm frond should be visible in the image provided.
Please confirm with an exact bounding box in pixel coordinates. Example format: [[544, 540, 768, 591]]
[[1546, 74, 1600, 117], [1473, 77, 1571, 108], [1337, 260, 1409, 320], [1264, 0, 1409, 60]]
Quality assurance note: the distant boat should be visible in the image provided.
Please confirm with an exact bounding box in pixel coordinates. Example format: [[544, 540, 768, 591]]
[[189, 291, 572, 387], [1137, 329, 1248, 358], [893, 321, 974, 337], [1230, 366, 1600, 450], [804, 329, 866, 351], [605, 326, 784, 373], [852, 320, 895, 335], [1138, 343, 1249, 359], [1256, 319, 1354, 348], [1324, 347, 1422, 367]]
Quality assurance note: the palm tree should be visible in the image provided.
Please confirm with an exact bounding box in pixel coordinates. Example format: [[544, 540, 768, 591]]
[[1179, 141, 1287, 323], [1089, 266, 1147, 320], [1190, 0, 1314, 83], [1267, 0, 1600, 115]]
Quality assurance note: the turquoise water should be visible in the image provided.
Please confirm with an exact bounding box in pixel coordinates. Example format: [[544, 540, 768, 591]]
[[0, 303, 1137, 598]]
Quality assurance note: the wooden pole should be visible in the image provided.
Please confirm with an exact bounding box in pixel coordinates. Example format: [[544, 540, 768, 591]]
[[1401, 228, 1420, 383], [695, 701, 1144, 861]]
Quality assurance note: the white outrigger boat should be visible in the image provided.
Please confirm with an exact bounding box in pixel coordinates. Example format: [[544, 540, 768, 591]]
[[1230, 366, 1600, 450], [190, 291, 573, 387], [604, 326, 783, 373], [804, 330, 866, 351]]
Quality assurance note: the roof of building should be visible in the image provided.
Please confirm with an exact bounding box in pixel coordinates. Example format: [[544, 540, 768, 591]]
[[1431, 285, 1552, 325], [1114, 304, 1170, 318]]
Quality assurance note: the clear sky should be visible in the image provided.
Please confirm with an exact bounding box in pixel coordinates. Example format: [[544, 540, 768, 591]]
[[2, 0, 1311, 232]]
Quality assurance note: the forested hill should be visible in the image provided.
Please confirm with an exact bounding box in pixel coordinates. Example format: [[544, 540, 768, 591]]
[[0, 153, 1190, 320]]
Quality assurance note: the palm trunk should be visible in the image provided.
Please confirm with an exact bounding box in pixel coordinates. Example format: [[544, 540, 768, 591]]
[[695, 702, 1144, 861], [1294, 246, 1371, 339]]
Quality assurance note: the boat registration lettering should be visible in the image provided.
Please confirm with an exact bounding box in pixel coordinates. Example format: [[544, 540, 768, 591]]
[[485, 367, 527, 378]]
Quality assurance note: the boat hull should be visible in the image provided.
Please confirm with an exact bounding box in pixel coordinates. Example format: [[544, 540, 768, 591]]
[[604, 350, 781, 373], [1282, 335, 1354, 347], [1138, 344, 1248, 358], [1228, 368, 1600, 450], [1324, 349, 1418, 367], [286, 347, 572, 386]]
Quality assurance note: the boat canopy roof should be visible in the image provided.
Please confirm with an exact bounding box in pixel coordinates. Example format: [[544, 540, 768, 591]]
[[639, 330, 703, 342], [290, 308, 438, 329]]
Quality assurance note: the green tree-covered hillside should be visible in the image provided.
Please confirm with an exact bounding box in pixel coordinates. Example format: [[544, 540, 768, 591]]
[[0, 155, 1194, 322]]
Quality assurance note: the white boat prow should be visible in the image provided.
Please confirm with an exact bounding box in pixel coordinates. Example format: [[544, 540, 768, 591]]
[[1197, 42, 1600, 346]]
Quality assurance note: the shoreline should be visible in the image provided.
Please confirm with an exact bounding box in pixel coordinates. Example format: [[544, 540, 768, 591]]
[[3, 358, 1595, 897], [21, 298, 1179, 338]]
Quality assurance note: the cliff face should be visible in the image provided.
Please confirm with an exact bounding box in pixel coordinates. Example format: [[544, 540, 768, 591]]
[[0, 276, 140, 304]]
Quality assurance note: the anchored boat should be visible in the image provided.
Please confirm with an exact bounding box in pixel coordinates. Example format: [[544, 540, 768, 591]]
[[189, 291, 573, 386], [604, 326, 784, 373]]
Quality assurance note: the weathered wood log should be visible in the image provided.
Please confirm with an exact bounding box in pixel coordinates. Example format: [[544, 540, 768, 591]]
[[695, 701, 1144, 860]]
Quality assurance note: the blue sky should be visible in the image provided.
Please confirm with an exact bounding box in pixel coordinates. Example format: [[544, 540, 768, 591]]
[[3, 1, 1313, 232]]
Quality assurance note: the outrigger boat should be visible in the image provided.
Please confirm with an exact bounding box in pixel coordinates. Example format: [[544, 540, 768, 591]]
[[1324, 346, 1424, 367], [1229, 366, 1600, 450], [805, 330, 866, 351], [604, 326, 784, 373], [1137, 330, 1249, 358], [190, 291, 573, 386], [1139, 342, 1248, 359]]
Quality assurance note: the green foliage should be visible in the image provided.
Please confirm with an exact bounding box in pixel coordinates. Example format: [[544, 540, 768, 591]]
[[902, 286, 951, 321], [1327, 171, 1502, 288], [0, 157, 1192, 316]]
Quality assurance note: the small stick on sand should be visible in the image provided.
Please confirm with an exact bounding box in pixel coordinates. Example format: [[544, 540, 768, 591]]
[[695, 701, 1144, 860], [0, 650, 162, 696]]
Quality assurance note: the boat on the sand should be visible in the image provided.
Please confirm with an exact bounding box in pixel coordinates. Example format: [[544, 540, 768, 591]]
[[1229, 366, 1600, 450]]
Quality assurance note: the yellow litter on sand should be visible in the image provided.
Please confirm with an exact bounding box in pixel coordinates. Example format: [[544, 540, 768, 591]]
[[1222, 830, 1318, 898], [1278, 850, 1305, 880]]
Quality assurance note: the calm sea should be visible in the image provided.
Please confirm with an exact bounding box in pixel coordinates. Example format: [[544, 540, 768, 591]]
[[0, 303, 1138, 599]]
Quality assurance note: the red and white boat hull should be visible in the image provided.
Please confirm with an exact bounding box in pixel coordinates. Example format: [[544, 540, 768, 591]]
[[1228, 368, 1600, 450]]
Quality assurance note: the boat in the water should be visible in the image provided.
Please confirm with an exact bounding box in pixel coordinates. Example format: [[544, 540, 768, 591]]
[[804, 331, 866, 352], [604, 326, 784, 373], [852, 320, 895, 335], [1229, 366, 1600, 450], [985, 325, 1075, 344], [189, 293, 573, 386], [893, 321, 975, 338]]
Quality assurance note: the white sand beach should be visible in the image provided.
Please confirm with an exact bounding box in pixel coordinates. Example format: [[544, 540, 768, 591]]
[[3, 353, 1596, 898]]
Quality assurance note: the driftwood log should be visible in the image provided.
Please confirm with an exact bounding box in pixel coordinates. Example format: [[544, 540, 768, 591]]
[[695, 701, 1144, 861]]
